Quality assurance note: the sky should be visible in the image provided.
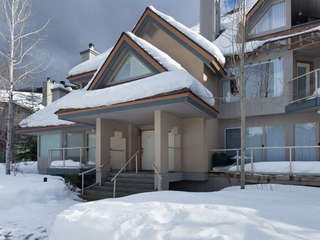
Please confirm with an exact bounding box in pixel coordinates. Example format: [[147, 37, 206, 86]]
[[26, 0, 200, 87]]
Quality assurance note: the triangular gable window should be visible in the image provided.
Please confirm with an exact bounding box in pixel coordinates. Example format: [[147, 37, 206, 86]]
[[249, 1, 286, 36], [112, 54, 153, 83]]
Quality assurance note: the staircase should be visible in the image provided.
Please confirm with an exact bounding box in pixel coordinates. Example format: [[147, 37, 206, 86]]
[[84, 172, 155, 201]]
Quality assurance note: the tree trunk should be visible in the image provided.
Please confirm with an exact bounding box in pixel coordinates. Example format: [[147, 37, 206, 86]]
[[5, 91, 14, 175], [239, 0, 247, 189]]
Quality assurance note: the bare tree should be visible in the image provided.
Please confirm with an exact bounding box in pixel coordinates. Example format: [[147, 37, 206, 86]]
[[0, 0, 49, 174]]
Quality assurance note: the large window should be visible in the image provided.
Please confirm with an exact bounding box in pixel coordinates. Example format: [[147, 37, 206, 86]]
[[295, 123, 317, 161], [40, 134, 61, 158], [250, 1, 286, 36], [223, 58, 283, 102], [66, 133, 83, 159], [265, 126, 286, 161], [111, 53, 153, 84], [225, 125, 286, 162]]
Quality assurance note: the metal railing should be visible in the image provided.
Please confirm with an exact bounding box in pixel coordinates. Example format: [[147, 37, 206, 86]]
[[110, 151, 139, 198], [210, 145, 320, 176], [48, 146, 95, 168], [153, 162, 162, 191], [289, 68, 320, 103], [78, 165, 103, 196]]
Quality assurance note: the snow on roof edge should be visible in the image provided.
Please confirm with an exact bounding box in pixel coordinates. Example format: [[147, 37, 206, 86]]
[[148, 6, 226, 67]]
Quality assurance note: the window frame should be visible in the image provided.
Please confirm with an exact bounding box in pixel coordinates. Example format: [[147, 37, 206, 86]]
[[248, 0, 287, 38]]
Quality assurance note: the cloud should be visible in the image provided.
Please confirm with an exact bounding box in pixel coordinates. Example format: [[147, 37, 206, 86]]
[[25, 0, 199, 86]]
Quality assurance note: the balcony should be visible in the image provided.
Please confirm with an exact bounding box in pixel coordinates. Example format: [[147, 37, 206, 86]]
[[286, 68, 320, 113]]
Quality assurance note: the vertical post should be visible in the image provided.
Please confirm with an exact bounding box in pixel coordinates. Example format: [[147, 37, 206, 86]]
[[81, 173, 84, 196], [250, 149, 254, 175], [316, 71, 319, 96], [236, 150, 240, 172], [62, 148, 65, 168], [80, 148, 83, 167], [289, 147, 293, 176], [49, 150, 52, 168], [135, 152, 138, 174], [113, 179, 116, 198]]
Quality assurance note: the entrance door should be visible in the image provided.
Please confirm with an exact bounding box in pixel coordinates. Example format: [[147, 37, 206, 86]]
[[87, 133, 96, 165], [142, 130, 155, 170], [296, 62, 311, 99]]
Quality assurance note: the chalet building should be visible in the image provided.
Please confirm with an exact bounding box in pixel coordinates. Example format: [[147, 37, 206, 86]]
[[17, 0, 320, 198]]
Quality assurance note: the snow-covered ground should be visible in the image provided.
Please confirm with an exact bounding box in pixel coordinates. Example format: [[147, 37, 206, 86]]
[[50, 184, 320, 240], [0, 163, 79, 240]]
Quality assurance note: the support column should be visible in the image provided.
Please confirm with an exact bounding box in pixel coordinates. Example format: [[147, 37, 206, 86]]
[[154, 110, 169, 190], [96, 118, 112, 185]]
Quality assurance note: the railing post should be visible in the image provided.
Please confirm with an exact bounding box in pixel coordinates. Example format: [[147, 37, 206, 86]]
[[113, 179, 116, 198], [49, 150, 52, 167], [80, 148, 83, 167], [236, 150, 240, 172], [289, 147, 293, 176], [81, 173, 84, 196], [250, 149, 254, 175], [316, 71, 319, 95], [135, 153, 138, 174], [63, 149, 66, 168]]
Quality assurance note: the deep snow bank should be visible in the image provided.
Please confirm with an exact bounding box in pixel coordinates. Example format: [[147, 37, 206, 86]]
[[50, 185, 320, 240]]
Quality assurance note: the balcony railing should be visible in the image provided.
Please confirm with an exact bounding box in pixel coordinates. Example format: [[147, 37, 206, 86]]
[[209, 145, 320, 176], [48, 146, 96, 168], [289, 68, 320, 103]]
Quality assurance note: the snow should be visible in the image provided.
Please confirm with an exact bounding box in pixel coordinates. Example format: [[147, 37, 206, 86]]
[[226, 161, 320, 174], [149, 6, 226, 66], [50, 184, 320, 240], [52, 83, 72, 92], [19, 91, 75, 128], [58, 70, 215, 109], [20, 70, 214, 128], [50, 160, 80, 168], [0, 164, 79, 240], [0, 90, 43, 111], [68, 48, 113, 77], [126, 32, 184, 71], [11, 161, 39, 174]]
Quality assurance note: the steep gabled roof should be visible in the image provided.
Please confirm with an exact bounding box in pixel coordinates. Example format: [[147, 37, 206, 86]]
[[87, 32, 184, 90], [133, 6, 226, 77]]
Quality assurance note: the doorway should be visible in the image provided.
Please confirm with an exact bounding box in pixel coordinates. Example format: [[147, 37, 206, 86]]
[[141, 130, 155, 170]]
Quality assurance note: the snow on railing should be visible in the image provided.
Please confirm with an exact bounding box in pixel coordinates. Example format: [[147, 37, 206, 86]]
[[209, 145, 320, 176], [48, 146, 96, 168], [289, 68, 320, 104]]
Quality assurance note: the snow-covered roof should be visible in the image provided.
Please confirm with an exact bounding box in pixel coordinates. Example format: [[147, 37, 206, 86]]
[[52, 83, 72, 92], [126, 32, 184, 71], [19, 70, 215, 129], [0, 90, 43, 111], [192, 0, 320, 57], [149, 6, 226, 66], [68, 48, 113, 77]]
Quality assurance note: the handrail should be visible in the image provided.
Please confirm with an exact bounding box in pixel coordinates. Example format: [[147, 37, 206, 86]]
[[153, 162, 162, 191], [48, 146, 95, 169], [110, 150, 139, 198], [289, 68, 320, 82], [78, 165, 103, 196], [210, 145, 320, 176]]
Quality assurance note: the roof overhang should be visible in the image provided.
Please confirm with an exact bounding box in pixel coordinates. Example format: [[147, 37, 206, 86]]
[[56, 91, 219, 126], [16, 123, 94, 135]]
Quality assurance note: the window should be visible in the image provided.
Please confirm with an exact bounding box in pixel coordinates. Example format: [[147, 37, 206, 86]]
[[265, 126, 286, 161], [223, 58, 283, 102], [246, 127, 263, 162], [250, 1, 286, 35], [111, 54, 153, 84], [87, 133, 96, 165], [66, 133, 83, 159], [40, 134, 61, 158], [295, 123, 317, 161]]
